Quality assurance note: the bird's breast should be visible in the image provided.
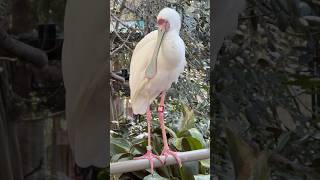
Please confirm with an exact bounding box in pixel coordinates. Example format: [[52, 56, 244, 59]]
[[158, 36, 185, 69]]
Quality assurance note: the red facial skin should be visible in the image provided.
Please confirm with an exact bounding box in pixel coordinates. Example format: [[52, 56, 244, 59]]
[[157, 18, 170, 32]]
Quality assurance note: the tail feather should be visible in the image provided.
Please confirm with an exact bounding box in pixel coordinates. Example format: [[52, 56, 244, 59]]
[[132, 95, 150, 114], [131, 78, 150, 114]]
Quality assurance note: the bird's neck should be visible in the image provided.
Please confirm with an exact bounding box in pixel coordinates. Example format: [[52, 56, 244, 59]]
[[165, 30, 180, 36]]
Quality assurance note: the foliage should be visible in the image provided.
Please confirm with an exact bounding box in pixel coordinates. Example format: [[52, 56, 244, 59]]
[[213, 0, 320, 179], [0, 0, 8, 19], [110, 105, 209, 179], [110, 0, 210, 179], [30, 0, 66, 29]]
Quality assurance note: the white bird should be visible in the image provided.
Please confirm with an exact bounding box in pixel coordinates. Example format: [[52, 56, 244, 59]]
[[129, 7, 186, 173]]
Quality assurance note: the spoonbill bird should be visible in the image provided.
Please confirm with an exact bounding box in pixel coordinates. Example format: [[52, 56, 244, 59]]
[[129, 7, 186, 173]]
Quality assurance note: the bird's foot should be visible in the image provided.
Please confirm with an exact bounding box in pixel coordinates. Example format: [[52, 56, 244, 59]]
[[134, 149, 163, 174], [161, 146, 182, 167]]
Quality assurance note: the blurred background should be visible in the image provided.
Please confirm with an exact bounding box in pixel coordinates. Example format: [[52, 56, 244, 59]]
[[213, 0, 320, 179], [0, 0, 74, 179], [1, 0, 210, 179], [2, 0, 320, 180]]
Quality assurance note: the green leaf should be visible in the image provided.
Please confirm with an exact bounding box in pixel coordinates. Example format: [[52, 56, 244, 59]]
[[179, 128, 205, 147], [199, 159, 210, 174], [111, 153, 128, 162], [157, 165, 174, 179], [200, 159, 210, 169], [184, 137, 203, 150], [166, 126, 178, 139], [132, 137, 147, 145], [249, 152, 269, 180], [284, 74, 320, 90], [177, 105, 196, 134], [110, 138, 132, 156], [276, 131, 291, 152], [187, 137, 203, 150], [129, 139, 146, 156], [143, 172, 169, 180], [131, 171, 148, 179], [276, 106, 296, 131], [180, 163, 196, 180], [224, 127, 270, 180], [97, 170, 108, 180], [174, 138, 184, 151], [224, 127, 256, 180], [187, 128, 206, 146], [130, 143, 147, 156]]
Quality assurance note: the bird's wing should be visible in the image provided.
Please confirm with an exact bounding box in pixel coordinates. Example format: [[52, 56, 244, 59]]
[[129, 30, 158, 104], [174, 36, 187, 81], [133, 30, 158, 53]]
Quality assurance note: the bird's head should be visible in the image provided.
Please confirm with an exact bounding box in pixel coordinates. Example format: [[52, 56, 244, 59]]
[[145, 8, 182, 79], [156, 7, 181, 33]]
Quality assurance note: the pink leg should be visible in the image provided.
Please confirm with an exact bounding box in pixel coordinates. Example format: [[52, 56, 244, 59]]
[[158, 92, 182, 167], [134, 106, 163, 174]]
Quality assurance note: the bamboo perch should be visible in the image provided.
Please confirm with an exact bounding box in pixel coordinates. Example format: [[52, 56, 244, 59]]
[[110, 149, 210, 174]]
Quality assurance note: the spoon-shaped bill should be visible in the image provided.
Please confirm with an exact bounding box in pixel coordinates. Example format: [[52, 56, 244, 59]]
[[145, 29, 166, 79]]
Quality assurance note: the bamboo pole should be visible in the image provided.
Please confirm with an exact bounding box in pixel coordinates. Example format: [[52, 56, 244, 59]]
[[110, 149, 210, 174]]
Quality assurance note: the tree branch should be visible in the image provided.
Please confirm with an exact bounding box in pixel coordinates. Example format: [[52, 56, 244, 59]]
[[0, 56, 18, 62], [111, 30, 133, 56], [111, 72, 125, 83], [0, 27, 48, 69]]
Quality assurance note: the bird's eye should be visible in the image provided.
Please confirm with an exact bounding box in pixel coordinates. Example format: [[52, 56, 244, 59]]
[[157, 18, 166, 25]]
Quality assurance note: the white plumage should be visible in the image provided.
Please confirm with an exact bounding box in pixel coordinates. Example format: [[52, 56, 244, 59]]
[[129, 8, 187, 114]]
